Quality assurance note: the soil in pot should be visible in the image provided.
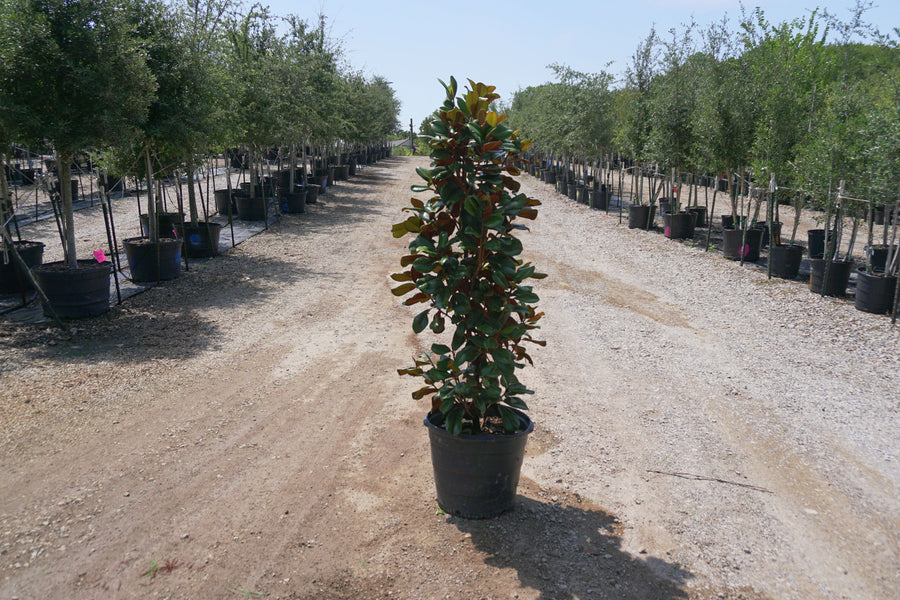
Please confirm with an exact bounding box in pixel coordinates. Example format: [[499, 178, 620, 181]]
[[854, 267, 897, 314], [177, 222, 222, 258], [0, 240, 45, 293], [32, 259, 111, 318], [628, 205, 656, 230], [123, 237, 182, 282], [424, 409, 532, 519], [722, 228, 763, 261], [809, 258, 853, 297], [769, 244, 804, 280]]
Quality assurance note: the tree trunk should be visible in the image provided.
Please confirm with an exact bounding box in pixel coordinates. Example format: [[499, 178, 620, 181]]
[[187, 153, 199, 226], [60, 154, 78, 268], [145, 148, 157, 243]]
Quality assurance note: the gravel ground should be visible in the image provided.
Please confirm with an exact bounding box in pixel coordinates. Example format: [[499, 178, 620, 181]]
[[0, 156, 897, 600]]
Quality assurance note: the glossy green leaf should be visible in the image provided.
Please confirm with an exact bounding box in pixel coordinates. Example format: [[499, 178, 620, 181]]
[[413, 309, 429, 333], [431, 343, 451, 355], [392, 282, 416, 296]]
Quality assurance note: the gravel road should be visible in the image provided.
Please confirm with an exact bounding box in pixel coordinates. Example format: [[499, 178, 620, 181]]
[[0, 156, 897, 600]]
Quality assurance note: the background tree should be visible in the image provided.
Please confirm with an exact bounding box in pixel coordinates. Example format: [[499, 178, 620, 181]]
[[0, 0, 154, 268], [646, 21, 698, 211]]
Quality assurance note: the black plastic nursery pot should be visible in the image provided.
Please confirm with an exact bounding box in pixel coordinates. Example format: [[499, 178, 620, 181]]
[[663, 212, 695, 240], [807, 229, 826, 260], [687, 206, 707, 228], [567, 184, 578, 201], [658, 199, 671, 216], [628, 205, 656, 230], [854, 268, 896, 315], [0, 240, 45, 293], [809, 258, 853, 297], [868, 245, 897, 273], [32, 259, 111, 318], [282, 189, 307, 214], [235, 195, 268, 221], [140, 212, 184, 239], [177, 222, 222, 258], [305, 184, 320, 204], [240, 182, 263, 198], [214, 189, 235, 215], [589, 188, 609, 210], [576, 185, 588, 204], [425, 409, 532, 519], [752, 221, 782, 247], [722, 228, 763, 262], [721, 214, 739, 230], [123, 237, 182, 282], [769, 244, 804, 280]]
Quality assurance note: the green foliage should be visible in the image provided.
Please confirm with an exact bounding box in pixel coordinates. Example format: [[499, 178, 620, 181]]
[[392, 78, 546, 436], [0, 0, 154, 155], [506, 64, 614, 158], [508, 64, 613, 156], [0, 0, 155, 266], [615, 27, 658, 161], [743, 9, 827, 181], [692, 16, 755, 174], [790, 3, 900, 207], [646, 22, 698, 172]]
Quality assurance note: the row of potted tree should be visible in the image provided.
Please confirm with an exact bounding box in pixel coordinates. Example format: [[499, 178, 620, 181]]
[[0, 0, 400, 320], [501, 2, 899, 319]]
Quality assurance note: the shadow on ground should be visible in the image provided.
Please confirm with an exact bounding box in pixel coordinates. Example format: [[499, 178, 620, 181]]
[[448, 478, 691, 599], [0, 252, 316, 368]]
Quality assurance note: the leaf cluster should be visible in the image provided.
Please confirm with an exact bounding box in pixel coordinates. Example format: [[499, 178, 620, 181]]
[[392, 78, 546, 436]]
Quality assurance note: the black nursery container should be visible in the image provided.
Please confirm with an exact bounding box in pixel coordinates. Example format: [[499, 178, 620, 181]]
[[425, 409, 532, 519]]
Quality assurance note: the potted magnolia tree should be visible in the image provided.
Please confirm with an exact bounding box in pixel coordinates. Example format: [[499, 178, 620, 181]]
[[0, 0, 153, 317], [392, 78, 546, 519]]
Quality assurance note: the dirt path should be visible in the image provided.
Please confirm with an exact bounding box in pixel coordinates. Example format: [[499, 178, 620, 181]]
[[1, 157, 897, 600]]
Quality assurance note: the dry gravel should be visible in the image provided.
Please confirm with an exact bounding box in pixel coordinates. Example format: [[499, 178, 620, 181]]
[[0, 156, 897, 600]]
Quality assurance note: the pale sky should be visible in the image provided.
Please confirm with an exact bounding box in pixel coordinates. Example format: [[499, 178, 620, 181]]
[[263, 0, 899, 130]]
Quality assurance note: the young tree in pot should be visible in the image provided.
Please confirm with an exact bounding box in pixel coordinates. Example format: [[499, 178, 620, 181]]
[[173, 0, 235, 257], [618, 27, 661, 229], [122, 0, 207, 282], [392, 78, 546, 519], [0, 0, 154, 317], [647, 22, 699, 240]]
